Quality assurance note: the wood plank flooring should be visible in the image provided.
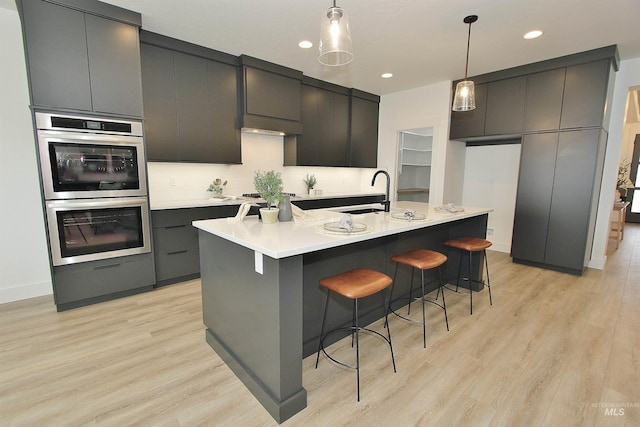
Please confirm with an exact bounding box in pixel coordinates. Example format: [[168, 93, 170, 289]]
[[1, 225, 639, 426]]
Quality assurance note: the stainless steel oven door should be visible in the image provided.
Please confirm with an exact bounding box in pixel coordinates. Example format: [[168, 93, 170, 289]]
[[37, 130, 147, 200], [45, 197, 151, 266]]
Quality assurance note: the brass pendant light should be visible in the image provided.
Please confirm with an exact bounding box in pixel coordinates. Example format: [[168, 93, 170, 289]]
[[452, 15, 478, 112]]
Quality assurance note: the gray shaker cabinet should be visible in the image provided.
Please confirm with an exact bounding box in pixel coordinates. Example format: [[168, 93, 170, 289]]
[[511, 129, 605, 274], [18, 0, 143, 117], [284, 79, 350, 166], [349, 89, 380, 168], [524, 68, 566, 132], [140, 31, 241, 164]]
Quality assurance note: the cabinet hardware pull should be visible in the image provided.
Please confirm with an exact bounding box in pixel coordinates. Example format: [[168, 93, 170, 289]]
[[165, 225, 187, 229], [95, 263, 121, 270], [167, 250, 188, 256]]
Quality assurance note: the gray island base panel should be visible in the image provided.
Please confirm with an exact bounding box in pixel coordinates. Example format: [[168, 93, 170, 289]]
[[194, 202, 491, 423]]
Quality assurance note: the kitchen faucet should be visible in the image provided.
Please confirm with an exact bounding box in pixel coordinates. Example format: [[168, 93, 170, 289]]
[[371, 170, 391, 212]]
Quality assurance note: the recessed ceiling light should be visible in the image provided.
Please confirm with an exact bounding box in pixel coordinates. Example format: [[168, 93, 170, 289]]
[[381, 73, 393, 79], [523, 30, 543, 40], [298, 40, 313, 49]]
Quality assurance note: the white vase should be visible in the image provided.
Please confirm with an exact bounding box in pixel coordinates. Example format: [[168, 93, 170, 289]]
[[260, 208, 280, 224]]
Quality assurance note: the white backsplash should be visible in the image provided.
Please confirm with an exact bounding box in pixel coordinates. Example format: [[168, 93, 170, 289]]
[[147, 132, 383, 203]]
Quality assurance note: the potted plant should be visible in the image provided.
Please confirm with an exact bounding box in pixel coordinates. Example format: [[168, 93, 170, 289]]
[[254, 170, 284, 223], [303, 173, 317, 195], [617, 159, 634, 201], [206, 178, 227, 197]]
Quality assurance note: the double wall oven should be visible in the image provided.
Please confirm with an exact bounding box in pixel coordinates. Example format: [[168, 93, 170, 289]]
[[36, 112, 151, 266]]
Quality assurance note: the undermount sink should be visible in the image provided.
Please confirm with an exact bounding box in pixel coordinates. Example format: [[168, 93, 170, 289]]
[[337, 207, 385, 215]]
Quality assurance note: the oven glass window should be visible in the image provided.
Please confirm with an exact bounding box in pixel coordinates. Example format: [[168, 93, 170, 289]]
[[56, 207, 144, 258], [49, 142, 140, 192]]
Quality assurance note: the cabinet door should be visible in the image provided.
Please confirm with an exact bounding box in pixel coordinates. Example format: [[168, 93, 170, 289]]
[[293, 85, 320, 165], [560, 60, 609, 129], [175, 52, 212, 161], [524, 68, 565, 132], [85, 15, 143, 117], [140, 44, 179, 161], [545, 129, 601, 271], [208, 60, 241, 164], [244, 67, 301, 122], [317, 89, 349, 166], [511, 133, 558, 263], [485, 76, 526, 135], [20, 0, 92, 111], [349, 96, 379, 168], [449, 83, 487, 140]]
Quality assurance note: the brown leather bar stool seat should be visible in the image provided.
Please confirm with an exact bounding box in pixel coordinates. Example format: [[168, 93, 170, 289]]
[[315, 268, 396, 401], [443, 237, 493, 315], [387, 249, 449, 348]]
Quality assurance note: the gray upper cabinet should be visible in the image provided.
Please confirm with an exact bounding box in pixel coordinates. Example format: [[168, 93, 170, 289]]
[[484, 76, 526, 136], [140, 31, 241, 164], [284, 78, 350, 166], [449, 83, 487, 140], [18, 0, 143, 117], [85, 15, 143, 117], [239, 55, 303, 135], [349, 89, 380, 168], [524, 68, 565, 132], [560, 60, 610, 129]]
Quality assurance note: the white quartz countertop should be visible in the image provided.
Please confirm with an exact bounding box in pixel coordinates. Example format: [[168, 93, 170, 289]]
[[192, 201, 493, 259], [150, 192, 385, 210]]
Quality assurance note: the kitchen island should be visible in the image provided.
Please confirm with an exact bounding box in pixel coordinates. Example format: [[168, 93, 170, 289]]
[[193, 201, 492, 423]]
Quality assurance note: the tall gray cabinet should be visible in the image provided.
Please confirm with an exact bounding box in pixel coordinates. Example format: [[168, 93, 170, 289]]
[[17, 0, 144, 117], [450, 46, 618, 275]]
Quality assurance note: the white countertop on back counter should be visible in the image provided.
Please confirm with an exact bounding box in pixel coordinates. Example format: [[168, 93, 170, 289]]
[[192, 201, 493, 259], [149, 192, 385, 210]]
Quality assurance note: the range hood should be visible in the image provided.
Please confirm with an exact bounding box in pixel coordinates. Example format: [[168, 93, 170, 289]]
[[239, 55, 303, 135]]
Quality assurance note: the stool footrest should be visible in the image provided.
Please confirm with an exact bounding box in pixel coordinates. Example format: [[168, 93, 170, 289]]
[[319, 326, 393, 371]]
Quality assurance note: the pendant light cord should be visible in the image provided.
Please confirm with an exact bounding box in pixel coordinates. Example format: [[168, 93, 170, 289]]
[[464, 22, 472, 79]]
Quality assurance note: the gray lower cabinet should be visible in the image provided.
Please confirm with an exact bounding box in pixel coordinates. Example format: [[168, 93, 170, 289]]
[[140, 31, 241, 163], [151, 206, 238, 286], [53, 253, 155, 311], [511, 129, 605, 274], [18, 0, 143, 117]]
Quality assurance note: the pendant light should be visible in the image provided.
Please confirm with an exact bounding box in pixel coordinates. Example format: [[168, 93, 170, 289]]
[[318, 0, 353, 66], [452, 15, 478, 112]]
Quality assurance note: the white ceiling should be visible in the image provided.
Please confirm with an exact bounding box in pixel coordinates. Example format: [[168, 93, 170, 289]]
[[101, 0, 640, 96]]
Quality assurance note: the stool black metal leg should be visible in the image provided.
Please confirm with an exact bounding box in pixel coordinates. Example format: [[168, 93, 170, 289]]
[[468, 250, 473, 315], [383, 290, 397, 372], [407, 267, 415, 315], [354, 298, 360, 401], [484, 249, 493, 305], [438, 265, 449, 331], [420, 269, 426, 348], [351, 299, 356, 347], [316, 290, 331, 368], [455, 252, 463, 292], [384, 263, 400, 329]]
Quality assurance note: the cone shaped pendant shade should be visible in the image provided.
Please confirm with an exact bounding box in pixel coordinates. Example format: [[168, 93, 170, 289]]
[[452, 15, 478, 112], [319, 1, 353, 66]]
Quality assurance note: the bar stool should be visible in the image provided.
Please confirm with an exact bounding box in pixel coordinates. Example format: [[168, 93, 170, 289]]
[[387, 249, 449, 348], [315, 268, 396, 401], [443, 237, 493, 315]]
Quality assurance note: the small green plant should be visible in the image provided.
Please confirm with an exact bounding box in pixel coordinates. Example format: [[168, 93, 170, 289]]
[[303, 173, 317, 191], [206, 178, 227, 195], [254, 170, 283, 208]]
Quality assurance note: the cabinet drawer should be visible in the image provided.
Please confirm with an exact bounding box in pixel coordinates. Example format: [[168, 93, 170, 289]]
[[153, 225, 199, 254], [53, 253, 155, 305], [154, 249, 200, 282], [151, 205, 238, 228]]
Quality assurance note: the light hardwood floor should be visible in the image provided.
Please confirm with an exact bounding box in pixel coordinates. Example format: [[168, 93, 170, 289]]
[[1, 225, 639, 426]]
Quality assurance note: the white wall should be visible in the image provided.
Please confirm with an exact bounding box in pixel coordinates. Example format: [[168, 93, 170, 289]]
[[590, 57, 640, 269], [378, 81, 453, 206], [462, 144, 521, 253], [0, 2, 53, 303]]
